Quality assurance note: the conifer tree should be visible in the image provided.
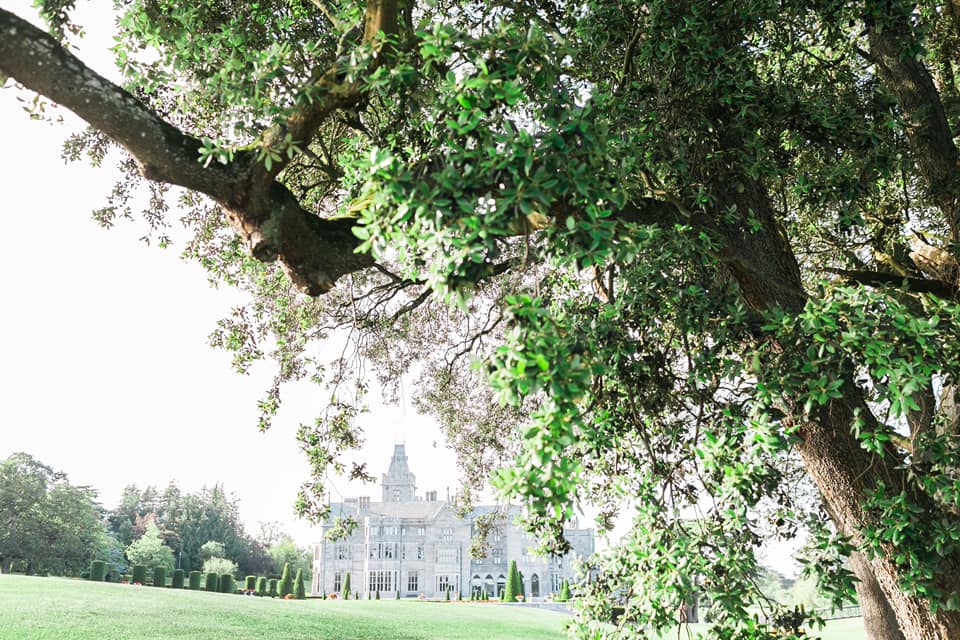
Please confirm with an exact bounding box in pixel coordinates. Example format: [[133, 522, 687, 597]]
[[341, 572, 351, 600]]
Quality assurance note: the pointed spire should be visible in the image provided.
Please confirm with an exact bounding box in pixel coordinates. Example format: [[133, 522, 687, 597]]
[[382, 444, 416, 502]]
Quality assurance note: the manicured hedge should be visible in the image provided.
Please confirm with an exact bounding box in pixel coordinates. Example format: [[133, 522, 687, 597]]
[[152, 566, 166, 587], [277, 563, 293, 598], [255, 576, 268, 596], [172, 569, 185, 589], [90, 560, 107, 582], [268, 579, 278, 598], [132, 565, 147, 585], [188, 571, 202, 590], [245, 575, 256, 591], [205, 572, 220, 592], [220, 574, 235, 593], [293, 569, 305, 599]]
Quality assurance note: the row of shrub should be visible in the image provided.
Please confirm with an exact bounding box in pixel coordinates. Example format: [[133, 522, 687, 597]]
[[87, 561, 306, 599]]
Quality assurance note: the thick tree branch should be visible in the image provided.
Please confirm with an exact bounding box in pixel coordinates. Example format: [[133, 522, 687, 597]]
[[0, 9, 243, 201], [865, 2, 960, 241], [828, 268, 959, 300]]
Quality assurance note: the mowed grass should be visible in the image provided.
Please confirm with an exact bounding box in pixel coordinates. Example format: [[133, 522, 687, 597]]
[[0, 574, 567, 640], [0, 574, 867, 640]]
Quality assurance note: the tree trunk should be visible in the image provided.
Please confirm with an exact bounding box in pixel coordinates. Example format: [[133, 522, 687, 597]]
[[796, 394, 960, 640], [707, 169, 960, 639], [848, 552, 906, 640]]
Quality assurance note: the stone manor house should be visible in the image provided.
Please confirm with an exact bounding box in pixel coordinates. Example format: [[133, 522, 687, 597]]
[[310, 444, 595, 599]]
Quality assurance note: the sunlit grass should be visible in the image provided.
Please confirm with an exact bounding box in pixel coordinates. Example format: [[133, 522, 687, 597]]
[[0, 574, 567, 640], [0, 574, 867, 639]]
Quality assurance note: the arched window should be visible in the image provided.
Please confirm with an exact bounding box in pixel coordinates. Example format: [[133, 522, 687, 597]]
[[531, 574, 540, 598], [471, 574, 482, 598], [496, 574, 506, 597], [484, 574, 495, 598]]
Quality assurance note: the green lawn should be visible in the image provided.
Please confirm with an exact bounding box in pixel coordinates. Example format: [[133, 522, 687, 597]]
[[0, 574, 867, 639]]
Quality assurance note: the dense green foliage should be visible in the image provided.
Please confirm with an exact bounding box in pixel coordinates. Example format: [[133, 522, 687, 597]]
[[152, 566, 166, 588], [107, 484, 271, 575], [245, 575, 257, 590], [5, 0, 960, 637], [131, 565, 147, 585], [204, 572, 219, 592], [125, 523, 175, 576], [256, 576, 268, 596], [267, 537, 312, 579], [0, 453, 106, 576]]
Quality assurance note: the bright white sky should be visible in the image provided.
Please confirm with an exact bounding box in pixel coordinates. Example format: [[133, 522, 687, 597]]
[[0, 0, 459, 547]]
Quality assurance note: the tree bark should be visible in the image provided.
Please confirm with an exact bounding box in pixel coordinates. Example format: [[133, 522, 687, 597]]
[[703, 157, 960, 638], [848, 551, 907, 640]]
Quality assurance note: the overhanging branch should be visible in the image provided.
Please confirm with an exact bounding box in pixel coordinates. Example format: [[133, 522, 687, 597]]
[[0, 8, 243, 201]]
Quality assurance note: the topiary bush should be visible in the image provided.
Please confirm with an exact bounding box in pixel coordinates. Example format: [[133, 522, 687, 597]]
[[131, 565, 147, 585], [268, 578, 278, 598], [172, 569, 185, 589], [188, 570, 202, 590], [220, 573, 235, 593], [293, 569, 306, 599], [555, 579, 571, 602], [255, 576, 268, 596], [152, 566, 166, 587], [245, 575, 256, 591], [205, 572, 220, 592], [341, 572, 351, 600], [277, 563, 293, 598], [504, 560, 521, 602], [90, 560, 107, 582]]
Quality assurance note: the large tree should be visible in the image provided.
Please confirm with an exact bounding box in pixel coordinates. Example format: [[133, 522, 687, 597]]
[[0, 453, 106, 575], [2, 1, 960, 638]]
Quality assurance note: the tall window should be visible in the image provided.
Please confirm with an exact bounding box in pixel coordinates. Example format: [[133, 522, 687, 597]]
[[336, 544, 350, 560], [492, 548, 503, 565], [436, 574, 456, 593], [368, 570, 394, 593], [334, 572, 342, 593], [369, 543, 395, 559], [416, 545, 424, 560], [441, 527, 454, 542], [417, 526, 426, 536], [531, 574, 540, 598], [407, 570, 419, 592], [437, 546, 458, 564], [393, 489, 401, 502]]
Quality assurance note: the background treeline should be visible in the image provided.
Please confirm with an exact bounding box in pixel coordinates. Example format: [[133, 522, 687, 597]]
[[0, 452, 311, 580]]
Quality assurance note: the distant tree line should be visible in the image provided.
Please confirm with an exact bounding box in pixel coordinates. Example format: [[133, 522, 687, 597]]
[[0, 452, 311, 580]]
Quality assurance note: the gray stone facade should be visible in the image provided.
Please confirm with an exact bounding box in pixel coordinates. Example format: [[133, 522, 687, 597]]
[[310, 444, 595, 599]]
